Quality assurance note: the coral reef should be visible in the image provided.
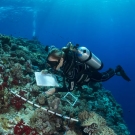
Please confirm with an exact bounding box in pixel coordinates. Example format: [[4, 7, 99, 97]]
[[64, 130, 77, 135], [30, 108, 58, 134], [78, 110, 116, 135], [10, 90, 27, 110], [0, 34, 130, 135], [47, 95, 61, 112], [0, 113, 21, 134], [14, 119, 39, 135], [0, 88, 10, 114], [37, 93, 47, 105]]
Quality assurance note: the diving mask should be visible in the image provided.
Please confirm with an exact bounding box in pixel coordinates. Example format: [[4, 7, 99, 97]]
[[46, 59, 60, 69]]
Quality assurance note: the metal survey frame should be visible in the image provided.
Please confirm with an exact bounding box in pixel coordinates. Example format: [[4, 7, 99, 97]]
[[62, 92, 78, 106]]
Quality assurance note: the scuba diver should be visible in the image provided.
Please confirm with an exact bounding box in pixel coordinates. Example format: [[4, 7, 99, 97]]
[[43, 42, 131, 96]]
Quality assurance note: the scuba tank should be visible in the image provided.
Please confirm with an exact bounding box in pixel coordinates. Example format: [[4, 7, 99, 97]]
[[76, 46, 103, 70], [45, 43, 103, 70]]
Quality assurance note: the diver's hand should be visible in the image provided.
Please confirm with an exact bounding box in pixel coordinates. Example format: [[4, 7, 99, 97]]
[[41, 69, 48, 74], [66, 42, 72, 47], [45, 88, 56, 96]]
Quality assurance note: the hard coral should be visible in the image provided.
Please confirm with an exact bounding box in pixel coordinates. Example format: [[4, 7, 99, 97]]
[[10, 91, 27, 111], [47, 96, 61, 111], [0, 88, 10, 114], [30, 108, 60, 134], [65, 130, 77, 135], [37, 94, 46, 105], [78, 111, 116, 135], [42, 121, 55, 134], [14, 120, 39, 135], [24, 59, 33, 73], [0, 64, 4, 72], [0, 117, 14, 131], [30, 108, 49, 127], [0, 116, 21, 134], [78, 110, 90, 121], [0, 35, 11, 46], [83, 123, 100, 135], [81, 112, 106, 127], [100, 126, 117, 135]]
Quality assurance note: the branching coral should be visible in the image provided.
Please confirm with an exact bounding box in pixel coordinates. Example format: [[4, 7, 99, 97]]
[[10, 63, 23, 79], [37, 94, 47, 105], [30, 108, 49, 127], [47, 95, 61, 111], [30, 109, 56, 134]]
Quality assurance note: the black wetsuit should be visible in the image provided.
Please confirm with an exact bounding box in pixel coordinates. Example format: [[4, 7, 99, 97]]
[[55, 51, 116, 93]]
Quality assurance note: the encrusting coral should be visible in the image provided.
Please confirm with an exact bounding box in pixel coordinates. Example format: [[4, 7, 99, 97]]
[[80, 111, 106, 127], [100, 126, 117, 135], [78, 110, 116, 135]]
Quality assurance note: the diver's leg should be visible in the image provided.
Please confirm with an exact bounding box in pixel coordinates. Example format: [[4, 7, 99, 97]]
[[89, 66, 131, 82], [90, 68, 115, 82]]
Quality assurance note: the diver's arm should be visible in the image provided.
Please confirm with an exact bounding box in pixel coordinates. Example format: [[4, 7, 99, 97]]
[[55, 80, 75, 92], [45, 78, 75, 96], [41, 69, 48, 74], [45, 88, 56, 95], [55, 86, 69, 92], [45, 87, 69, 96], [45, 80, 75, 96]]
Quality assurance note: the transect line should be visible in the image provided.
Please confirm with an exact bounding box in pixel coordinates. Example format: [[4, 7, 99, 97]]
[[10, 90, 79, 122]]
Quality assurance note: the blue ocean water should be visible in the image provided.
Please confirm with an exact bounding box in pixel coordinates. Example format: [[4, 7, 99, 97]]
[[0, 0, 135, 134]]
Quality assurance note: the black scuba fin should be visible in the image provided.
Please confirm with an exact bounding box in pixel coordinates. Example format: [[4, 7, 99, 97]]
[[115, 65, 131, 81]]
